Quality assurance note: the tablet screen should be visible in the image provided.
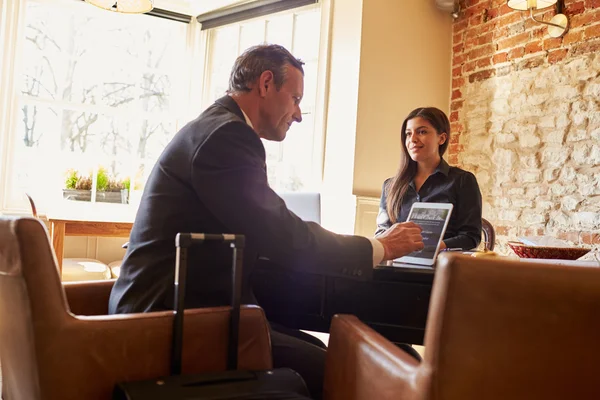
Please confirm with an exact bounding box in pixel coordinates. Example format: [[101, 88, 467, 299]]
[[394, 202, 453, 266]]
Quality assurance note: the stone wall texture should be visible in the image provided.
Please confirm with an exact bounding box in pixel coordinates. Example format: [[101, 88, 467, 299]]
[[450, 0, 600, 254]]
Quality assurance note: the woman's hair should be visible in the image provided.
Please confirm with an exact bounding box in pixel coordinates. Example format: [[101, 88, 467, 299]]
[[385, 107, 451, 223]]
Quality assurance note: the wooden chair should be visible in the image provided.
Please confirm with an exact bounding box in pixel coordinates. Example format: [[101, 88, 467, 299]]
[[0, 217, 272, 400], [324, 253, 600, 400], [24, 193, 113, 281], [482, 217, 496, 251]]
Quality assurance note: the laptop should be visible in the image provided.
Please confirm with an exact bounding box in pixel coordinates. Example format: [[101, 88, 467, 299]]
[[392, 202, 453, 268]]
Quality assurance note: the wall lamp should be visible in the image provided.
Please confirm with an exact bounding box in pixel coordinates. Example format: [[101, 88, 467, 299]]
[[508, 0, 569, 38], [85, 0, 154, 14], [507, 0, 568, 38]]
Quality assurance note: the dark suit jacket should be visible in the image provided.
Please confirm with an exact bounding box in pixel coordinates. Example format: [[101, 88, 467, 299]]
[[109, 95, 373, 314]]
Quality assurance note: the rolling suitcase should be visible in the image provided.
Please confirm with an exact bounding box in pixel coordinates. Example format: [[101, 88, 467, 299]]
[[113, 233, 311, 399]]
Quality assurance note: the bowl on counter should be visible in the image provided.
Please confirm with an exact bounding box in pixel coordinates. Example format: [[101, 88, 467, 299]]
[[507, 241, 591, 260]]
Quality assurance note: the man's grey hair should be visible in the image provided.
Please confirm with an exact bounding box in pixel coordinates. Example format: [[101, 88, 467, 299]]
[[227, 44, 304, 94]]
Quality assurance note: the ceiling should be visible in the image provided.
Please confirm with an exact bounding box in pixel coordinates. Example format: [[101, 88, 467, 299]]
[[153, 0, 254, 16]]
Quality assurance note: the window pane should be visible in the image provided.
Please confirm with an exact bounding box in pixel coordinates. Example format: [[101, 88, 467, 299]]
[[8, 0, 188, 210], [205, 5, 322, 193], [292, 10, 321, 61], [265, 14, 293, 49]]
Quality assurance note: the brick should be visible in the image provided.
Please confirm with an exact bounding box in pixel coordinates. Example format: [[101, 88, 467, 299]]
[[565, 1, 586, 14], [570, 9, 600, 28], [451, 100, 464, 111], [464, 2, 488, 18], [523, 228, 545, 236], [451, 89, 462, 100], [548, 48, 569, 64], [585, 0, 600, 7], [571, 39, 600, 55], [450, 134, 461, 144], [581, 232, 600, 244], [464, 60, 478, 72], [496, 226, 509, 236], [517, 54, 545, 70], [469, 68, 496, 82], [497, 12, 522, 28], [477, 31, 494, 45], [466, 0, 481, 7], [450, 111, 460, 122], [454, 19, 468, 34], [476, 57, 492, 68], [453, 43, 464, 53], [467, 44, 496, 60], [486, 7, 499, 20], [469, 15, 482, 26], [493, 52, 508, 64], [525, 40, 542, 54], [452, 77, 465, 89], [447, 154, 459, 166], [450, 122, 463, 132], [585, 23, 600, 39], [465, 36, 478, 49], [453, 32, 463, 45], [563, 30, 583, 46], [532, 27, 546, 39], [452, 65, 463, 77], [508, 46, 525, 60], [499, 3, 513, 15], [543, 37, 562, 50], [449, 144, 465, 154], [497, 32, 530, 50], [558, 231, 580, 243], [453, 53, 465, 66]]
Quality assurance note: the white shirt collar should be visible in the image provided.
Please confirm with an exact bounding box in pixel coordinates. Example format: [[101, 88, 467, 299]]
[[240, 109, 254, 129]]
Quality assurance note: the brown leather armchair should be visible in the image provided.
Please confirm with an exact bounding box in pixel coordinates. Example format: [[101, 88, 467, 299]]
[[324, 253, 600, 400], [0, 217, 272, 400]]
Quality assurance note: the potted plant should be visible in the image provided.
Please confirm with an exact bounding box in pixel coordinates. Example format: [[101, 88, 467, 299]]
[[63, 168, 130, 204]]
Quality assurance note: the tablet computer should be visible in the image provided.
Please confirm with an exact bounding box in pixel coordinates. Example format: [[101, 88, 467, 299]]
[[393, 202, 453, 266]]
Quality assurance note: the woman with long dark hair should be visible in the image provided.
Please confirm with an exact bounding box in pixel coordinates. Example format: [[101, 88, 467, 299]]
[[375, 107, 482, 250]]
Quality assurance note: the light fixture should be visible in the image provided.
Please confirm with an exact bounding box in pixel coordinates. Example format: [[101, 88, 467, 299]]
[[85, 0, 154, 14], [507, 0, 568, 38]]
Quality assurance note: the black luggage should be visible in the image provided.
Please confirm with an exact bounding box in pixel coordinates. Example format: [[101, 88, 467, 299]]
[[113, 233, 311, 400]]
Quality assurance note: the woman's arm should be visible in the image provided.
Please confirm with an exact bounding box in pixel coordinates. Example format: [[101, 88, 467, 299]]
[[375, 180, 393, 236], [443, 172, 482, 250]]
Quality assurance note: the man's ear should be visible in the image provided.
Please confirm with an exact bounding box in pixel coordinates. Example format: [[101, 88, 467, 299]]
[[439, 132, 448, 145], [258, 70, 274, 97]]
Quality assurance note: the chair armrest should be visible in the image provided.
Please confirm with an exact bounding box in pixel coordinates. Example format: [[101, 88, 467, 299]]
[[63, 279, 116, 315], [324, 314, 420, 400], [38, 305, 272, 400]]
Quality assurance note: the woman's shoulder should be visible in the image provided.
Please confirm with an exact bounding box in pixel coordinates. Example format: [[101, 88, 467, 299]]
[[448, 165, 476, 178]]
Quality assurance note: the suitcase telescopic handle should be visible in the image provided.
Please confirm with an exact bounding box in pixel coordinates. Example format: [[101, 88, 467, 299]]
[[172, 233, 245, 375]]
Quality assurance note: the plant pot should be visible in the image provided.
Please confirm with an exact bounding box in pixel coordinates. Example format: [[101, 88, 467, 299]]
[[62, 189, 129, 204]]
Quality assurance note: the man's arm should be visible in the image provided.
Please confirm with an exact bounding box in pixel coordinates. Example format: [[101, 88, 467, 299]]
[[191, 122, 374, 279]]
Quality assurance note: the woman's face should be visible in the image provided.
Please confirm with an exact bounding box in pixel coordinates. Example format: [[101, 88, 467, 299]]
[[404, 117, 447, 164]]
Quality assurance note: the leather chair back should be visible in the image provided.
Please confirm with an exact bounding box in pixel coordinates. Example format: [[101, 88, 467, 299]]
[[423, 254, 600, 399], [0, 217, 272, 400], [324, 254, 600, 400], [278, 192, 321, 224]]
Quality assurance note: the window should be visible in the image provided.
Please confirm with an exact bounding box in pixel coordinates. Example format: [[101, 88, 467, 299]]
[[2, 0, 190, 211], [0, 0, 326, 214], [203, 5, 323, 192]]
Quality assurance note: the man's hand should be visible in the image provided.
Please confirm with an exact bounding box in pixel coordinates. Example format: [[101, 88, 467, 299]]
[[375, 222, 424, 261]]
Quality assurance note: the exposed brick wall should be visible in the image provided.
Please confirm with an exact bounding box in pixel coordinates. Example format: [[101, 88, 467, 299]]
[[450, 0, 600, 254]]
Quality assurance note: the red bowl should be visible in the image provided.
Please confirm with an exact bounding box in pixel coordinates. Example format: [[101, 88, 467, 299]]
[[507, 241, 591, 260]]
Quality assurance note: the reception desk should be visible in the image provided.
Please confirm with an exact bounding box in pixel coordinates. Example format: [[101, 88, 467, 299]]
[[251, 260, 435, 345]]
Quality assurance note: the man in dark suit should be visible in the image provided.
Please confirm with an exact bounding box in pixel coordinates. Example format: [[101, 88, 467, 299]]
[[109, 44, 423, 398]]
